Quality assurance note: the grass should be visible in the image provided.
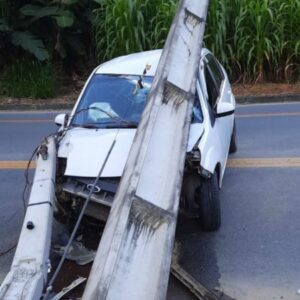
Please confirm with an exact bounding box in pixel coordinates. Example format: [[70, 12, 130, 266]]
[[205, 0, 300, 82], [93, 0, 177, 61], [93, 0, 300, 83], [0, 60, 56, 99], [1, 0, 299, 100]]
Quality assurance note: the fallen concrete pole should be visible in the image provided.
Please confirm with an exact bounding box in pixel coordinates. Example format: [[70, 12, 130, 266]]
[[0, 137, 56, 300], [171, 244, 217, 300], [83, 1, 209, 299]]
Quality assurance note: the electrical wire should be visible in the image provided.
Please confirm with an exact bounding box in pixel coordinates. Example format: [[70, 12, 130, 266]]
[[22, 145, 40, 212], [0, 80, 139, 260], [0, 144, 41, 257], [0, 104, 132, 288], [42, 137, 117, 300], [70, 106, 135, 126], [0, 134, 55, 258], [21, 106, 128, 218], [0, 243, 17, 257], [42, 104, 133, 298], [42, 88, 141, 297]]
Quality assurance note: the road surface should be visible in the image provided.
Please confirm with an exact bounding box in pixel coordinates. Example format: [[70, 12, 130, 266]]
[[1, 102, 300, 299]]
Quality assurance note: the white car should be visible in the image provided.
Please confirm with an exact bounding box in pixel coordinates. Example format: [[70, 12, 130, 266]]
[[54, 48, 237, 231]]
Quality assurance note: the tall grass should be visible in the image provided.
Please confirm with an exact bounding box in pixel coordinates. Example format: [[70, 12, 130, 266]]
[[0, 60, 56, 99], [206, 0, 300, 82], [93, 0, 177, 61], [94, 0, 300, 83]]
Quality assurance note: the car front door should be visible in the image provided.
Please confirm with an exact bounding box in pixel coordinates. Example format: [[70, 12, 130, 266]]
[[198, 52, 235, 184]]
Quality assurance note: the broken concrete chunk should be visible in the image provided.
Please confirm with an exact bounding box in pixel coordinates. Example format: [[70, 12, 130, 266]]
[[53, 241, 96, 266]]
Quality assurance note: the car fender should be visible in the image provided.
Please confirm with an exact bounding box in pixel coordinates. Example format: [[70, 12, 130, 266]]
[[198, 126, 227, 188]]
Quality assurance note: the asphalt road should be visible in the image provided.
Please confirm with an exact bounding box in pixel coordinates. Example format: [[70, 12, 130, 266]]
[[1, 103, 300, 299]]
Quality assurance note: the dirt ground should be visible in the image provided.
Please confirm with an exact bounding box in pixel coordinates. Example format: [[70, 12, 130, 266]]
[[232, 83, 300, 97]]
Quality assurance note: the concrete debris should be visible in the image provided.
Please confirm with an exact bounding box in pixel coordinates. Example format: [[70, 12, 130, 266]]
[[49, 277, 86, 300], [54, 241, 96, 266]]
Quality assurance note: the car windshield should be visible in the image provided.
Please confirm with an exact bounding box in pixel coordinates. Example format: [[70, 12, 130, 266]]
[[71, 74, 203, 128]]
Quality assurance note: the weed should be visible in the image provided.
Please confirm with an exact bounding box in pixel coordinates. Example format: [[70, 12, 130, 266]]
[[0, 60, 56, 98]]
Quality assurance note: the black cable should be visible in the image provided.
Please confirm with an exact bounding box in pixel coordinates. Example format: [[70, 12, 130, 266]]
[[71, 106, 133, 126], [22, 145, 40, 212], [42, 138, 117, 300], [21, 108, 106, 219], [0, 134, 56, 258], [0, 120, 80, 259], [1, 106, 126, 284], [22, 132, 59, 210], [0, 143, 41, 258], [0, 243, 17, 257]]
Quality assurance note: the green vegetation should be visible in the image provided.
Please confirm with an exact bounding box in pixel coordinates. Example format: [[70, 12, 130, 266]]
[[93, 0, 300, 83], [0, 0, 97, 98], [206, 0, 300, 82], [93, 0, 177, 61], [0, 0, 95, 64], [0, 0, 300, 99], [0, 61, 56, 98]]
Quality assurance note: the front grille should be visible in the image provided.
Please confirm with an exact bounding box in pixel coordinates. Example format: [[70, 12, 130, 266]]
[[63, 177, 121, 207]]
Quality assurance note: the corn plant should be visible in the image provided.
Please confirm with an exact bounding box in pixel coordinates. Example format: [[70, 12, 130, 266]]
[[204, 0, 228, 68], [205, 0, 300, 82], [93, 0, 178, 61], [93, 0, 300, 82]]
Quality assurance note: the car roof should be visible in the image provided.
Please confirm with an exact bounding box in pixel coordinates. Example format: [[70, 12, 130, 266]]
[[95, 48, 209, 77]]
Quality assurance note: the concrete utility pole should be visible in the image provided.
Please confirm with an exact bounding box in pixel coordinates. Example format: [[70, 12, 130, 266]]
[[0, 138, 56, 300], [83, 0, 209, 299]]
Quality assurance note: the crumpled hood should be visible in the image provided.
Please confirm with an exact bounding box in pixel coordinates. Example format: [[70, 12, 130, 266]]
[[58, 124, 204, 178], [58, 128, 136, 178]]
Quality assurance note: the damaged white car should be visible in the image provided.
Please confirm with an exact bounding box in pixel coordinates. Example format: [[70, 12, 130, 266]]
[[55, 48, 237, 232]]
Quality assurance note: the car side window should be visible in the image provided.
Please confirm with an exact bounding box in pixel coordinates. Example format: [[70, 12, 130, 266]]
[[204, 66, 219, 109], [206, 54, 224, 90], [191, 90, 203, 124], [204, 54, 225, 110]]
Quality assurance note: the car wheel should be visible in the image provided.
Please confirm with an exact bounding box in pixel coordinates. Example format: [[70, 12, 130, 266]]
[[196, 172, 221, 231], [181, 174, 201, 217], [229, 120, 237, 154]]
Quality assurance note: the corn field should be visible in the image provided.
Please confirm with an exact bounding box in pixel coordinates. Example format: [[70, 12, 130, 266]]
[[93, 0, 177, 61], [206, 0, 300, 83], [94, 0, 300, 83]]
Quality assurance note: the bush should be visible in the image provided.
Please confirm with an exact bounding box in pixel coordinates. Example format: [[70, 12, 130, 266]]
[[0, 0, 96, 68], [0, 61, 56, 99]]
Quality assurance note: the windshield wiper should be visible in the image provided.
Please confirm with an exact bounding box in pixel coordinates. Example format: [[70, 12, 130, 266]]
[[71, 106, 132, 126], [104, 122, 138, 128], [78, 123, 100, 129], [71, 121, 138, 129], [71, 122, 99, 129]]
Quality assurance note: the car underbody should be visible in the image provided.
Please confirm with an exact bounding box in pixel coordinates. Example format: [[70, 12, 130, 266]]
[[55, 147, 205, 228]]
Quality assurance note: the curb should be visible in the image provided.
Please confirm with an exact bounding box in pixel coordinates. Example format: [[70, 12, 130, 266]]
[[0, 94, 300, 111], [236, 93, 300, 104], [0, 103, 74, 111]]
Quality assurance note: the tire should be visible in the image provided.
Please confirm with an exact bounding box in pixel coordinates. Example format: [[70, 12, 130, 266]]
[[229, 120, 237, 154], [181, 174, 201, 217], [196, 172, 221, 231]]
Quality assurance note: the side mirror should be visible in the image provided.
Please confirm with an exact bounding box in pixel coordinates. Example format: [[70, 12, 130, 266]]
[[54, 113, 68, 127], [216, 102, 235, 118]]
